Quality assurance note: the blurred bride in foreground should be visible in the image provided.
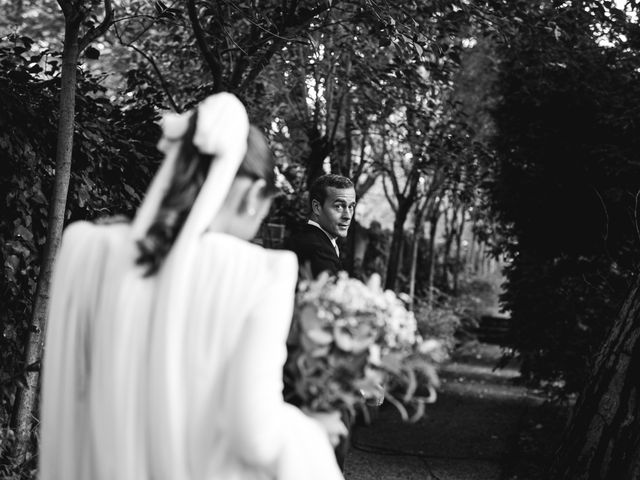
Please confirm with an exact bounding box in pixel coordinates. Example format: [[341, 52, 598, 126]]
[[39, 93, 345, 480]]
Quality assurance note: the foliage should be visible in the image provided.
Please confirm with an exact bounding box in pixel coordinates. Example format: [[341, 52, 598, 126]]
[[414, 295, 462, 354], [0, 427, 37, 480], [413, 271, 505, 353], [0, 33, 161, 432], [486, 2, 640, 391]]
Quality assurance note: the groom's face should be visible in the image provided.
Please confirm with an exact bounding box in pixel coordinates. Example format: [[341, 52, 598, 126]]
[[313, 186, 357, 239]]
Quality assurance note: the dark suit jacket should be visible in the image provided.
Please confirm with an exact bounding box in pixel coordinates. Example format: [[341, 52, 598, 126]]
[[284, 223, 342, 278], [283, 223, 349, 469]]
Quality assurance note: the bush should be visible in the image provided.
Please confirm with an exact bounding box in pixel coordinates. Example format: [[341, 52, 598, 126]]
[[414, 292, 462, 354], [487, 3, 640, 392]]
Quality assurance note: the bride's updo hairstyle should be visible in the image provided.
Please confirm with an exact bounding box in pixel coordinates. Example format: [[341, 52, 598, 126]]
[[136, 110, 277, 276]]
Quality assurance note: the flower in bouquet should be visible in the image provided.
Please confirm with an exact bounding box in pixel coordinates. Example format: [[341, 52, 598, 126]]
[[284, 272, 443, 422]]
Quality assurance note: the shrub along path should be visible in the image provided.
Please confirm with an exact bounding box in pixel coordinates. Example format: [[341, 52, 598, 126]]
[[344, 342, 546, 480]]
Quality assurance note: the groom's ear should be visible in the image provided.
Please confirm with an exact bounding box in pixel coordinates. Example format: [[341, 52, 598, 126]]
[[311, 198, 322, 216]]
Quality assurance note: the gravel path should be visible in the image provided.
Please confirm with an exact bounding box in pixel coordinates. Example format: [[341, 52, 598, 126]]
[[343, 343, 544, 480]]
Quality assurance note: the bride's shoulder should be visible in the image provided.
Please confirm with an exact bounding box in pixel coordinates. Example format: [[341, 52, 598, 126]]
[[61, 221, 103, 246], [60, 220, 133, 259], [202, 232, 298, 273], [63, 219, 130, 241], [264, 246, 298, 275]]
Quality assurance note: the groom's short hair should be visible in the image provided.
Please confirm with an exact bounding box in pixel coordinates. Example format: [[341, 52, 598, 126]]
[[309, 174, 354, 209]]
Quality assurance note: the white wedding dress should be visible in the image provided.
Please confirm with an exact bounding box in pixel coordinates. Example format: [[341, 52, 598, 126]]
[[39, 94, 344, 480]]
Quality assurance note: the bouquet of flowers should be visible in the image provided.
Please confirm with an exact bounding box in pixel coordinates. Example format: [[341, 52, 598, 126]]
[[284, 272, 444, 422]]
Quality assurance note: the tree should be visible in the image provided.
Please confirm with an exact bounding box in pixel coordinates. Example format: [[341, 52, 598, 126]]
[[11, 0, 113, 460], [485, 0, 640, 391], [549, 276, 640, 479], [407, 179, 444, 306], [379, 104, 426, 291]]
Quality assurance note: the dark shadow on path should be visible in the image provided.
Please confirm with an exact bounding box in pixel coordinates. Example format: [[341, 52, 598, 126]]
[[344, 342, 546, 480]]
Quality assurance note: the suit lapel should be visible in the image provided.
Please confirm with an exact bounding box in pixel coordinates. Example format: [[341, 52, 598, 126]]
[[307, 224, 339, 258]]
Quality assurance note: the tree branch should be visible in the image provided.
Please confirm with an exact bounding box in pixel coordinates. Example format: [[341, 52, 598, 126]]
[[381, 173, 398, 214], [121, 3, 178, 47], [356, 172, 379, 199], [129, 43, 181, 112], [353, 128, 368, 182], [329, 83, 349, 145], [78, 0, 114, 52], [111, 20, 181, 112], [187, 0, 224, 92], [237, 1, 334, 92], [381, 139, 402, 200], [237, 39, 284, 91]]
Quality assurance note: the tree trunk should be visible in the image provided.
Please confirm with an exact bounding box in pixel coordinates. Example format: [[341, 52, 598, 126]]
[[452, 216, 465, 295], [467, 230, 476, 273], [408, 203, 428, 306], [384, 202, 411, 291], [339, 91, 352, 176], [549, 277, 640, 480], [305, 129, 331, 190], [425, 213, 439, 307], [11, 11, 82, 460], [441, 211, 455, 289], [476, 241, 485, 275], [348, 221, 369, 279]]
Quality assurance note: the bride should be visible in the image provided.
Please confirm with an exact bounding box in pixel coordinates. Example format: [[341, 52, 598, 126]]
[[39, 93, 345, 479]]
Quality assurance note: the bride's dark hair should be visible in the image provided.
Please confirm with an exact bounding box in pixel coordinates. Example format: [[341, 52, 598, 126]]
[[136, 110, 277, 276]]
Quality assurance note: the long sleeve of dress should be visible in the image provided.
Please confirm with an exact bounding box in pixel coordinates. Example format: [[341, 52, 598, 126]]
[[226, 250, 344, 479], [227, 252, 297, 465]]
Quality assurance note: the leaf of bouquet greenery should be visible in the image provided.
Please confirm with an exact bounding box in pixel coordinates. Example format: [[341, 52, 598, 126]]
[[303, 328, 333, 347], [383, 393, 410, 422], [406, 357, 441, 390], [401, 366, 418, 403], [408, 401, 426, 423], [333, 322, 377, 353], [379, 352, 404, 375]]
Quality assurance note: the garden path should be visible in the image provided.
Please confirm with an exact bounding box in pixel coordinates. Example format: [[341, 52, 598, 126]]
[[343, 342, 545, 480]]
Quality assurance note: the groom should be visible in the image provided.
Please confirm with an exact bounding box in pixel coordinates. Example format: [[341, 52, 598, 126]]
[[284, 173, 356, 469], [285, 174, 356, 278]]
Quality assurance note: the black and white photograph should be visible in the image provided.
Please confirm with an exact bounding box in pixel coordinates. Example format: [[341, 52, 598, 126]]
[[2, 1, 640, 479]]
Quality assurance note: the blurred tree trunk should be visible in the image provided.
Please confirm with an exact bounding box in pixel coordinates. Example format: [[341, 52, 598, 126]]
[[441, 206, 455, 288], [408, 200, 429, 306], [425, 205, 441, 307], [304, 127, 332, 189], [549, 277, 640, 479], [452, 209, 466, 295], [380, 105, 424, 291], [385, 200, 411, 291], [11, 0, 112, 460], [467, 231, 477, 273], [475, 241, 485, 274], [442, 203, 465, 291], [352, 129, 378, 199]]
